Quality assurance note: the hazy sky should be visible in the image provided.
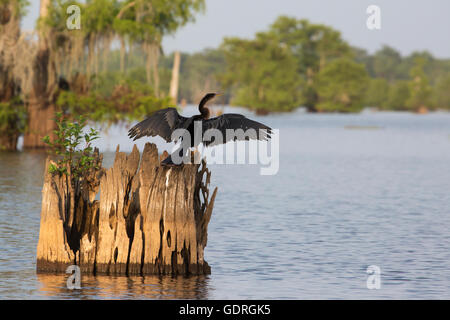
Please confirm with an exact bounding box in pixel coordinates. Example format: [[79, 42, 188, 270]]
[[22, 0, 450, 58]]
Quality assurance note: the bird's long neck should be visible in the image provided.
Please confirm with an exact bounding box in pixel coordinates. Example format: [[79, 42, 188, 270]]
[[198, 96, 210, 119]]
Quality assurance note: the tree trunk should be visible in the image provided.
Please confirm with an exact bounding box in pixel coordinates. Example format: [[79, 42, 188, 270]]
[[36, 143, 217, 276], [102, 36, 112, 73], [119, 36, 126, 74], [144, 42, 160, 97], [86, 34, 95, 81], [151, 43, 160, 98], [23, 48, 57, 148], [0, 1, 21, 151], [169, 51, 181, 105], [144, 42, 152, 86], [23, 0, 57, 149]]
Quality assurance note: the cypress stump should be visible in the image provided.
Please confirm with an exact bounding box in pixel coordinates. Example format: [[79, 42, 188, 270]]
[[36, 143, 218, 275]]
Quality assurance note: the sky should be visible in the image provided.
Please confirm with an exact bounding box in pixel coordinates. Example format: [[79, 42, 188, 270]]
[[22, 0, 450, 58]]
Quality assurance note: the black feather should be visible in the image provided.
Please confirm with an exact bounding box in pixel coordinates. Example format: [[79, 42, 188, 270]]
[[128, 108, 188, 143], [202, 114, 272, 147]]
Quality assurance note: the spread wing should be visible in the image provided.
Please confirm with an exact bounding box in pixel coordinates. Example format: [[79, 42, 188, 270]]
[[202, 114, 272, 147], [128, 108, 188, 142]]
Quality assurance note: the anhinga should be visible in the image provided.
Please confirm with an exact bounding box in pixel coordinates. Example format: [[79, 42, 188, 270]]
[[128, 93, 272, 165]]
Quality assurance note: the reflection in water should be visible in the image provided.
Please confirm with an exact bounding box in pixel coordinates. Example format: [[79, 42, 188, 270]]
[[36, 274, 211, 299], [2, 111, 450, 299]]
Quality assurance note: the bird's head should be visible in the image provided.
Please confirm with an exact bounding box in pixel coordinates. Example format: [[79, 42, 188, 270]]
[[203, 92, 222, 102], [199, 93, 222, 119]]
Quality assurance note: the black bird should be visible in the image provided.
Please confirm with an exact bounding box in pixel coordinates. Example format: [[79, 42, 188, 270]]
[[128, 93, 272, 166]]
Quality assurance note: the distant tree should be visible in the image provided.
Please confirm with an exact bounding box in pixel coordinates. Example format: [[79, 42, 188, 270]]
[[351, 46, 375, 77], [46, 0, 205, 94], [113, 0, 205, 96], [266, 16, 352, 110], [433, 75, 450, 110], [221, 36, 303, 113], [365, 78, 389, 109], [0, 0, 28, 150], [268, 16, 351, 73], [386, 81, 411, 111], [373, 45, 402, 82], [315, 58, 369, 113], [406, 57, 432, 111], [179, 49, 226, 104], [395, 51, 434, 82]]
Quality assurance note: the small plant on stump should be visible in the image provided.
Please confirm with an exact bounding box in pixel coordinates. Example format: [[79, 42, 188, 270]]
[[42, 112, 100, 182]]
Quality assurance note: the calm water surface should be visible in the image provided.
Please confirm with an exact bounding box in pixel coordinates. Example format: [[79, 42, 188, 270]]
[[1, 108, 450, 299]]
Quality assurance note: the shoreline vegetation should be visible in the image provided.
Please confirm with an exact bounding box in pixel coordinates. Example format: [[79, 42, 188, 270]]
[[1, 1, 450, 151]]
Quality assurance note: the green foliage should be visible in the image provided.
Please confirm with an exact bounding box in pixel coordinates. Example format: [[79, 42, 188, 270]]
[[268, 16, 351, 73], [113, 0, 205, 41], [433, 75, 450, 110], [40, 0, 204, 121], [386, 81, 411, 111], [0, 97, 27, 136], [56, 91, 114, 123], [0, 0, 29, 17], [221, 36, 303, 112], [46, 0, 205, 38], [42, 112, 99, 179], [266, 16, 352, 109], [365, 78, 389, 109], [315, 59, 369, 112], [372, 46, 402, 82], [214, 16, 450, 113], [215, 16, 361, 112], [84, 0, 117, 35], [352, 47, 375, 77], [45, 0, 82, 30], [32, 8, 450, 115], [56, 80, 173, 123], [406, 57, 432, 111], [178, 49, 226, 103]]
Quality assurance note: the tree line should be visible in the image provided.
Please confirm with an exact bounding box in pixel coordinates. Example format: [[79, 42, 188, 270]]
[[161, 16, 450, 114], [0, 0, 204, 150], [1, 3, 450, 151]]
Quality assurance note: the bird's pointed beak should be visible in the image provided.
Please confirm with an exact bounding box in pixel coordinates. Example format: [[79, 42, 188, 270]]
[[215, 93, 223, 97]]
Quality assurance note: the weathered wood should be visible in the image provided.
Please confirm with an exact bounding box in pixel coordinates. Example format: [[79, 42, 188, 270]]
[[36, 148, 104, 273], [36, 160, 75, 272], [36, 143, 217, 276]]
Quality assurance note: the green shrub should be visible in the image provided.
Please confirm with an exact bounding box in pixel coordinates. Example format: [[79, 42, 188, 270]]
[[56, 80, 173, 123], [0, 97, 27, 137], [42, 112, 100, 180], [315, 59, 369, 112]]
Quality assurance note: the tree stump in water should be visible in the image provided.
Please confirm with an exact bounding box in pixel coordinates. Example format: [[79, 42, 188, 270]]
[[36, 143, 217, 275]]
